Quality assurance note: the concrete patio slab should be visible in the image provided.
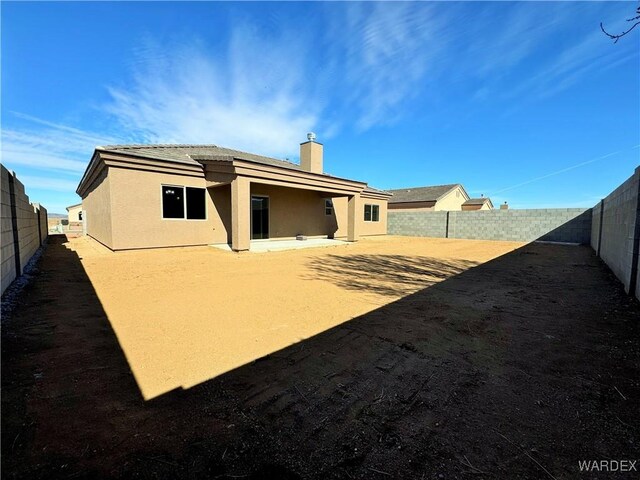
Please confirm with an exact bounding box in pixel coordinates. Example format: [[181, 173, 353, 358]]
[[210, 238, 349, 252]]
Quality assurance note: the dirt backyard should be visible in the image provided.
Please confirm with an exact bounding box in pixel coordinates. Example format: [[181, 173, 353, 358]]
[[2, 235, 639, 479]]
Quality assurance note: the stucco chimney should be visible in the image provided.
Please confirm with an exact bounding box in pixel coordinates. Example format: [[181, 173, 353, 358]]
[[500, 201, 509, 210], [300, 133, 323, 174]]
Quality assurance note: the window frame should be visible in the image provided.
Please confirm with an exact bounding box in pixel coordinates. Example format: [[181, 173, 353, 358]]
[[325, 199, 334, 216], [364, 203, 380, 222], [161, 184, 208, 221]]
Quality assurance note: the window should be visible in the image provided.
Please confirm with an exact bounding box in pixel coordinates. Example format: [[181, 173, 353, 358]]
[[364, 204, 372, 221], [78, 211, 83, 221], [372, 204, 380, 222], [364, 204, 380, 222], [186, 187, 206, 219], [162, 186, 184, 218], [162, 185, 206, 220], [325, 199, 333, 216]]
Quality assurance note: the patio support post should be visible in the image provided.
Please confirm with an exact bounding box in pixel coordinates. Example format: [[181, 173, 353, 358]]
[[231, 176, 250, 251], [347, 193, 360, 242]]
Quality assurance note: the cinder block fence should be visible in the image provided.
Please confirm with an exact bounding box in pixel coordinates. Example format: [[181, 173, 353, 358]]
[[388, 166, 640, 300], [590, 167, 640, 300], [1, 165, 48, 295], [389, 208, 592, 244]]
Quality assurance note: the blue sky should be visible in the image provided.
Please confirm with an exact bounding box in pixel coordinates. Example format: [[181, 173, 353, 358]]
[[2, 1, 639, 213]]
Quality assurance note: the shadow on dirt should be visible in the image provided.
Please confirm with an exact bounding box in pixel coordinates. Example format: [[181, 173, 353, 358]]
[[2, 236, 639, 479], [304, 254, 478, 297]]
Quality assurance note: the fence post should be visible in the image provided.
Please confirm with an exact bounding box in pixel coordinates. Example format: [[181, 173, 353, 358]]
[[36, 205, 42, 246], [7, 171, 21, 278], [628, 167, 640, 297], [445, 211, 450, 238], [597, 199, 604, 257]]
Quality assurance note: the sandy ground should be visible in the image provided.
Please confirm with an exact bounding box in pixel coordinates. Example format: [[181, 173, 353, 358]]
[[2, 235, 639, 479], [67, 235, 524, 399]]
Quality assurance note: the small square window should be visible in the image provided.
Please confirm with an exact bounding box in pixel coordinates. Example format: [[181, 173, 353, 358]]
[[325, 199, 333, 216]]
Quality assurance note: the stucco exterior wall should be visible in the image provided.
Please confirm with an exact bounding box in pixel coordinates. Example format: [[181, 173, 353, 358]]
[[250, 184, 337, 239], [433, 186, 467, 211], [107, 167, 228, 250], [67, 204, 83, 222], [83, 168, 113, 248], [332, 196, 388, 237], [82, 164, 388, 250], [462, 202, 491, 211]]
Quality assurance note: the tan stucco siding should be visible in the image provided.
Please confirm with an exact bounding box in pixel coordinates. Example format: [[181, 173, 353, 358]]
[[83, 168, 113, 248], [67, 204, 83, 222], [461, 202, 491, 211], [250, 183, 337, 239], [333, 196, 388, 237], [434, 186, 467, 211], [107, 168, 229, 250]]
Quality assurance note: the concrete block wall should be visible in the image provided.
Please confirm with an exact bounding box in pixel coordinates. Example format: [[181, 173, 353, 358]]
[[591, 167, 640, 300], [448, 209, 591, 243], [1, 165, 48, 295], [388, 211, 448, 238], [388, 208, 592, 244]]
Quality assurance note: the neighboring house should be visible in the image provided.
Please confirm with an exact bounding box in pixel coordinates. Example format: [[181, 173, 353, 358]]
[[461, 197, 494, 211], [387, 184, 470, 211], [66, 203, 83, 222], [76, 135, 391, 251]]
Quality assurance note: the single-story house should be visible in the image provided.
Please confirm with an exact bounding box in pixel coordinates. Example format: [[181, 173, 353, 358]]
[[66, 203, 83, 222], [461, 197, 494, 211], [387, 184, 470, 211], [76, 135, 391, 251]]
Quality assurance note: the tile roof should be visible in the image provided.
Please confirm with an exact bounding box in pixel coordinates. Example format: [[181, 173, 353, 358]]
[[386, 184, 460, 203], [96, 144, 304, 171]]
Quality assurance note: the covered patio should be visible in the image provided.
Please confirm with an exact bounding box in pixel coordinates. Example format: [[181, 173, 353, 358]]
[[197, 153, 371, 251]]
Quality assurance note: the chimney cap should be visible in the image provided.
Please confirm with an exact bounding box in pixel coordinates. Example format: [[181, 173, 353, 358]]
[[307, 132, 317, 142]]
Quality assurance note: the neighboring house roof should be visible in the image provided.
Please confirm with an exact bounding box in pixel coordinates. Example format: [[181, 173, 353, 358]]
[[463, 197, 493, 208], [386, 184, 462, 203], [364, 186, 391, 195], [96, 144, 304, 172], [66, 203, 82, 210]]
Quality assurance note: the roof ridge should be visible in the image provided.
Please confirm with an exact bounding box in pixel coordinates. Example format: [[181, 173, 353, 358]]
[[388, 183, 459, 191], [99, 144, 221, 150], [98, 143, 298, 166]]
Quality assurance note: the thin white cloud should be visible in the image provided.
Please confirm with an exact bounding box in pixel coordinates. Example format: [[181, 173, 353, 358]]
[[333, 2, 448, 130], [507, 32, 635, 100], [1, 124, 116, 174], [105, 32, 319, 159], [488, 150, 622, 196], [18, 175, 79, 193]]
